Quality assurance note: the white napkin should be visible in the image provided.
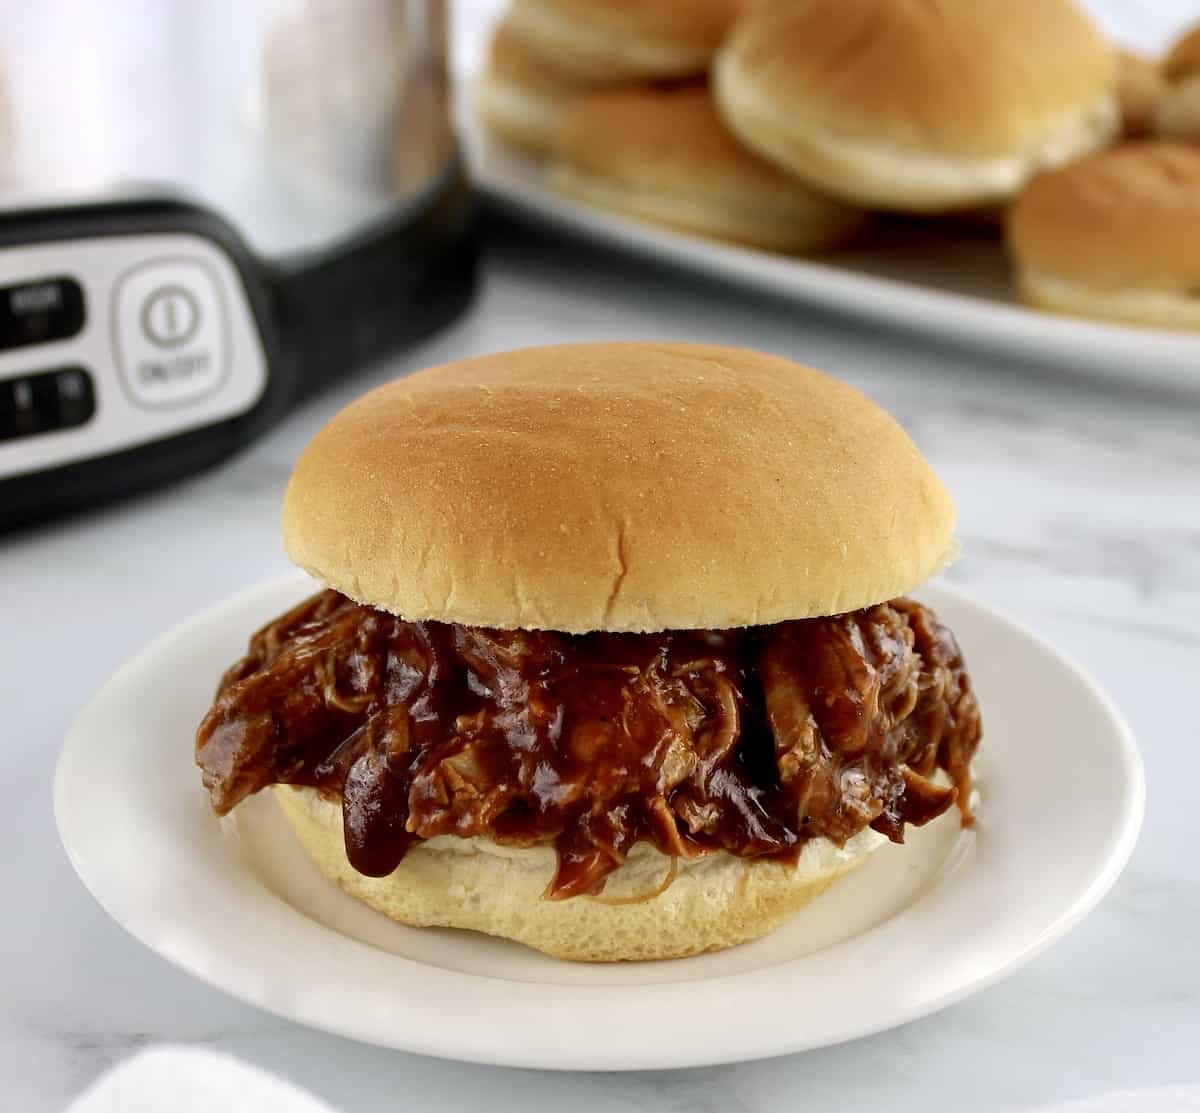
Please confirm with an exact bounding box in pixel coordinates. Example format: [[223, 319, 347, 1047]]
[[66, 1046, 340, 1113]]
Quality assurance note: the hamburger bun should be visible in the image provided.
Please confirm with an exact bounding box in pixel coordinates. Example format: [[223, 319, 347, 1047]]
[[505, 0, 744, 83], [282, 342, 956, 634], [477, 19, 591, 156], [713, 0, 1118, 211], [1155, 24, 1200, 139], [274, 784, 888, 962], [1116, 49, 1167, 138], [1007, 142, 1200, 331], [549, 86, 865, 251]]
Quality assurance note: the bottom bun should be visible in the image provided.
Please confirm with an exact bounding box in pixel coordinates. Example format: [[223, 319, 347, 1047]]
[[273, 784, 886, 962], [477, 72, 569, 156], [1018, 267, 1200, 332], [550, 88, 864, 254], [549, 163, 862, 253]]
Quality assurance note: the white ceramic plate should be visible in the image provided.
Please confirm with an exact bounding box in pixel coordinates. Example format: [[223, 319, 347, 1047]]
[[463, 110, 1200, 397], [55, 572, 1143, 1071]]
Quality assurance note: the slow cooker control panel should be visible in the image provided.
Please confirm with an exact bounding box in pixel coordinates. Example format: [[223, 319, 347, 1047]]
[[0, 233, 267, 480]]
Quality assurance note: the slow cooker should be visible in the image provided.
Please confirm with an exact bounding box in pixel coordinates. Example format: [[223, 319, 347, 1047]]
[[0, 0, 476, 528]]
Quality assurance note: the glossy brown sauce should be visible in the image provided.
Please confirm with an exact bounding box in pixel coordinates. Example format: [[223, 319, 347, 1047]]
[[196, 591, 981, 898]]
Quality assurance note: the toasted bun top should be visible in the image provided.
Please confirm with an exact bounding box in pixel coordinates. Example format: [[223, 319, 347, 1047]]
[[717, 0, 1115, 158], [1164, 23, 1200, 81], [283, 344, 954, 633], [556, 85, 845, 203], [1007, 141, 1200, 290]]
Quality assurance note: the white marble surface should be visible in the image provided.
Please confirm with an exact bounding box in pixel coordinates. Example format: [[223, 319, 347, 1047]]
[[3, 208, 1199, 1111], [8, 0, 1200, 1093]]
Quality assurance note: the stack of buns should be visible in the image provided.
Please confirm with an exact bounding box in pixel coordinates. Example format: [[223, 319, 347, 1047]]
[[478, 2, 1200, 333], [478, 0, 746, 156], [477, 21, 588, 155], [549, 86, 864, 252], [478, 0, 868, 251]]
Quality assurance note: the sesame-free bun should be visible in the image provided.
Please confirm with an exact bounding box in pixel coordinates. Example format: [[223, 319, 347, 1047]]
[[1007, 142, 1200, 331], [549, 86, 864, 251], [477, 20, 590, 156], [282, 342, 956, 633], [1156, 24, 1200, 139], [713, 0, 1118, 212], [274, 784, 886, 961], [505, 0, 743, 83], [1117, 49, 1166, 138]]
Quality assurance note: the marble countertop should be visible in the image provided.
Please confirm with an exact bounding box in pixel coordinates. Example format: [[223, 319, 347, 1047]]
[[3, 209, 1199, 1112]]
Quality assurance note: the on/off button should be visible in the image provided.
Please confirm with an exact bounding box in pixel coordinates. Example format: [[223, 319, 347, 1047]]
[[113, 259, 228, 409], [141, 285, 201, 349]]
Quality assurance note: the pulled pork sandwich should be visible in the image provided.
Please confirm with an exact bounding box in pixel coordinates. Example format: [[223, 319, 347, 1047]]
[[196, 342, 981, 962]]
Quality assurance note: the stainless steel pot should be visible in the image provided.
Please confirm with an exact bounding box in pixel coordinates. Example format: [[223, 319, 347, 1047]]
[[0, 0, 455, 259], [0, 0, 477, 527]]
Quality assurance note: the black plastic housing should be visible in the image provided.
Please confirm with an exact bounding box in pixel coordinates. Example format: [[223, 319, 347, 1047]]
[[0, 160, 477, 530]]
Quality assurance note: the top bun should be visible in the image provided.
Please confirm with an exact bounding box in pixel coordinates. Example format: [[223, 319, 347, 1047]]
[[714, 0, 1117, 210], [506, 0, 743, 83], [1007, 141, 1200, 291], [283, 343, 955, 633]]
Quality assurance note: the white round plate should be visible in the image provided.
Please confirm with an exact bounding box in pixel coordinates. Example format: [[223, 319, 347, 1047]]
[[55, 573, 1143, 1071]]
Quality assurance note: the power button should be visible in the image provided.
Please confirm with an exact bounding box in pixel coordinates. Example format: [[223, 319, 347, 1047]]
[[113, 259, 229, 409], [141, 285, 201, 348]]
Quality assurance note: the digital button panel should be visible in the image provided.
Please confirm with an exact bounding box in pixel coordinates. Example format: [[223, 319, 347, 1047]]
[[0, 276, 85, 351], [0, 366, 95, 442], [113, 259, 228, 409]]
